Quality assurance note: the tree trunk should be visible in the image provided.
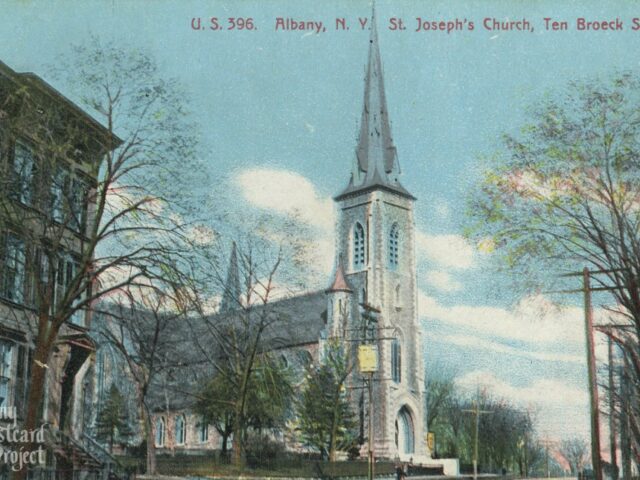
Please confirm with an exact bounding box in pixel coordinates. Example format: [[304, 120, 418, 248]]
[[14, 342, 50, 480], [143, 406, 157, 475], [232, 406, 244, 468], [221, 430, 229, 458], [328, 388, 341, 462]]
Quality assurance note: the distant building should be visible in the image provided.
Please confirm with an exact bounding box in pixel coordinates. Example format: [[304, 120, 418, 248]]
[[0, 60, 120, 478]]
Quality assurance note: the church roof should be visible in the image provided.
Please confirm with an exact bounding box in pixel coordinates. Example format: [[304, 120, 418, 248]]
[[107, 289, 328, 413], [336, 7, 414, 201]]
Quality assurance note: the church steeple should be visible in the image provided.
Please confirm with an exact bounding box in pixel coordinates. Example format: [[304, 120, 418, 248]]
[[220, 241, 240, 313], [336, 5, 413, 201]]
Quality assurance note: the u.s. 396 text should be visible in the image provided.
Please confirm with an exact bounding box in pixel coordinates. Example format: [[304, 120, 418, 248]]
[[191, 17, 256, 31]]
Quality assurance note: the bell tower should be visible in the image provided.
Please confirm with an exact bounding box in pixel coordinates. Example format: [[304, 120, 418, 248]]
[[332, 6, 427, 461]]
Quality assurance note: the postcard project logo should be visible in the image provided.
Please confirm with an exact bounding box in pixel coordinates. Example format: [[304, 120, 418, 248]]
[[0, 407, 46, 472]]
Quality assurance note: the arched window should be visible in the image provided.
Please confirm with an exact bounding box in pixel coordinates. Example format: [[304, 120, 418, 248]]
[[391, 338, 401, 383], [155, 417, 165, 447], [353, 223, 366, 268], [297, 350, 313, 368], [279, 354, 289, 368], [175, 415, 186, 445], [389, 223, 399, 268], [198, 419, 209, 443]]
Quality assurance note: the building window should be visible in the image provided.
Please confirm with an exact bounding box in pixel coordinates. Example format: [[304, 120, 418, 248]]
[[391, 338, 401, 383], [1, 234, 26, 304], [11, 142, 35, 206], [279, 354, 288, 368], [175, 415, 186, 445], [54, 252, 85, 327], [0, 341, 13, 408], [389, 223, 399, 268], [155, 417, 165, 447], [296, 350, 313, 368], [50, 166, 69, 223], [198, 420, 209, 443], [353, 223, 366, 268], [70, 177, 89, 233]]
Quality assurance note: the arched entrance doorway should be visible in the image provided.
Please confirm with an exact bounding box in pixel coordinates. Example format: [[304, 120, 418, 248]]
[[395, 406, 415, 455]]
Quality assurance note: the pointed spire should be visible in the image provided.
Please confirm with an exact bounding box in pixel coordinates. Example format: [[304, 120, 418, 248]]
[[326, 256, 353, 293], [337, 3, 414, 201], [220, 241, 240, 313]]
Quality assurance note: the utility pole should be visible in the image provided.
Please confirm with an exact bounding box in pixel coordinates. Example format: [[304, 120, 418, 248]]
[[620, 353, 632, 480], [583, 268, 603, 480], [463, 391, 492, 480], [607, 336, 618, 479], [556, 268, 611, 480], [368, 370, 374, 480]]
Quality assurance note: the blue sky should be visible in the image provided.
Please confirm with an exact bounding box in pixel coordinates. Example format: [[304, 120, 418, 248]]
[[3, 0, 639, 444]]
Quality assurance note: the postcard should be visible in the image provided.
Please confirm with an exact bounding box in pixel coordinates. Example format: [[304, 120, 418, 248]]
[[0, 1, 637, 478]]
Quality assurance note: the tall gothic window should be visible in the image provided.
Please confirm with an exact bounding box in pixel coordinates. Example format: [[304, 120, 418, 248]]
[[353, 223, 366, 268], [175, 415, 186, 445], [391, 338, 401, 383], [198, 419, 209, 443], [389, 223, 399, 268], [155, 417, 165, 447]]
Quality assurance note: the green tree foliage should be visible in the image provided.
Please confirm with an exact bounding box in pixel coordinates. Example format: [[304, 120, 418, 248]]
[[425, 370, 541, 475], [194, 355, 292, 458], [95, 384, 134, 453], [295, 341, 357, 461]]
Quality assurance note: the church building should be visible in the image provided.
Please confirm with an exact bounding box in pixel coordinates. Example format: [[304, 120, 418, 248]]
[[98, 10, 438, 469], [325, 11, 426, 461]]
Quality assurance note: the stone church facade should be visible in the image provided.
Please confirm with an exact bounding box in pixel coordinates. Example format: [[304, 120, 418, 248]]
[[146, 13, 429, 464]]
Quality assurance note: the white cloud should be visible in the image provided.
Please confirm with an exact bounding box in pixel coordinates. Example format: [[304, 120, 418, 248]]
[[416, 231, 475, 270], [456, 370, 589, 409], [235, 167, 334, 232], [428, 332, 584, 364], [418, 291, 586, 345], [234, 167, 335, 276], [425, 270, 463, 292]]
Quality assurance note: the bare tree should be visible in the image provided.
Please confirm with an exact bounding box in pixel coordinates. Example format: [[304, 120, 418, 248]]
[[94, 287, 194, 474], [0, 40, 205, 478], [559, 437, 590, 474], [187, 240, 287, 467], [467, 73, 640, 462]]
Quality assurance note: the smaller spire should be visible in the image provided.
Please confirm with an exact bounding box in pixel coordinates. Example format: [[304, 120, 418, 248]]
[[220, 241, 241, 312], [326, 256, 353, 293]]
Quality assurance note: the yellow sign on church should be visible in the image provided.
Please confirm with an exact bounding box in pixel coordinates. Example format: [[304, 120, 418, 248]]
[[358, 345, 378, 373], [427, 432, 435, 451]]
